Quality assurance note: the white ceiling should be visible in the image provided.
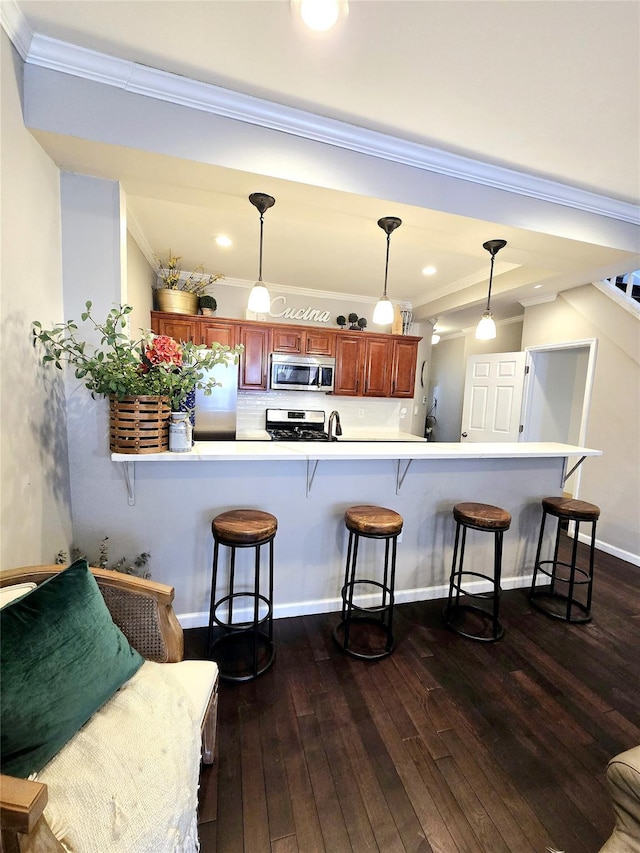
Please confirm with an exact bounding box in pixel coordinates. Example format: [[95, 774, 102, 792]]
[[10, 0, 640, 335]]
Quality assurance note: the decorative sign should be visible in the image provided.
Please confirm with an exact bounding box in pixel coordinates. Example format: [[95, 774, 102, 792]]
[[268, 295, 331, 325]]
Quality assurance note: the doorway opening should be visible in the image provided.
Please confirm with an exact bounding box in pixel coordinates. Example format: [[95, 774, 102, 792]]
[[521, 339, 598, 497]]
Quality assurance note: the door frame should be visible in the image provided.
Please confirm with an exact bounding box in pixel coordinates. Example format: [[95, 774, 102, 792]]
[[521, 338, 598, 496]]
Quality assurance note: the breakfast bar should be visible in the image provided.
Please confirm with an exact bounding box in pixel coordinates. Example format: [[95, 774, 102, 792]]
[[109, 441, 601, 628]]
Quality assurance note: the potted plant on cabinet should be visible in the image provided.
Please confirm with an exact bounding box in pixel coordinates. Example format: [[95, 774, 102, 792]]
[[32, 302, 242, 454], [155, 252, 224, 316], [199, 294, 217, 317]]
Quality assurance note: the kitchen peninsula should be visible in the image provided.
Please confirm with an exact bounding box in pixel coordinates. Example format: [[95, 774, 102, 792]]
[[111, 440, 601, 629]]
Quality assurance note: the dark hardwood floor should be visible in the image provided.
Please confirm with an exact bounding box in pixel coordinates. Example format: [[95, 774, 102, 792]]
[[186, 536, 640, 852]]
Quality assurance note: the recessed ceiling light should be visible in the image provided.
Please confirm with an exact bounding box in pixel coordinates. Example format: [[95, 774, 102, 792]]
[[422, 266, 437, 276], [213, 235, 233, 248], [293, 0, 347, 32], [534, 284, 542, 289]]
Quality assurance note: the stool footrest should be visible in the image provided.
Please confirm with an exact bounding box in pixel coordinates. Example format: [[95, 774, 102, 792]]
[[529, 590, 592, 624], [333, 617, 395, 660], [443, 603, 505, 642], [210, 630, 275, 681], [532, 560, 592, 585]]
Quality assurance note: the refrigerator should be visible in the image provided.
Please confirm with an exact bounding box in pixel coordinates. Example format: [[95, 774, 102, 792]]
[[193, 361, 238, 441]]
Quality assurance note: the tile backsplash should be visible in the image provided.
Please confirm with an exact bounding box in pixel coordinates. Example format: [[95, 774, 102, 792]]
[[237, 391, 414, 434]]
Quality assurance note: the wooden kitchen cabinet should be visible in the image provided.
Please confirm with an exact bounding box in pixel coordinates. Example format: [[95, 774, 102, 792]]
[[150, 312, 199, 343], [334, 332, 420, 398], [239, 325, 271, 390], [201, 320, 239, 349], [271, 327, 303, 353], [363, 337, 391, 396], [390, 338, 419, 397], [303, 329, 335, 356], [333, 334, 364, 395], [272, 326, 335, 356]]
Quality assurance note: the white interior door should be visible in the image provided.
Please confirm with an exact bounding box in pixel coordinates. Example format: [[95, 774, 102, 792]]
[[461, 352, 527, 442]]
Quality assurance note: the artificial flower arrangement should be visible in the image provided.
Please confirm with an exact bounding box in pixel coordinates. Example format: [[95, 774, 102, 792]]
[[156, 252, 224, 296], [32, 302, 243, 411]]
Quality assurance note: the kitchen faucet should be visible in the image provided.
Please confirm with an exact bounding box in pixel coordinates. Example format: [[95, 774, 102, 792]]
[[328, 410, 342, 441]]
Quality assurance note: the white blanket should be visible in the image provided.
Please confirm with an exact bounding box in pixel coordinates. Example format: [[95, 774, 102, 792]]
[[34, 661, 201, 853]]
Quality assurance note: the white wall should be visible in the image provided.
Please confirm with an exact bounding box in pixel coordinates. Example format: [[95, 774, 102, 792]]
[[1, 33, 72, 567], [126, 231, 155, 337], [522, 287, 640, 561]]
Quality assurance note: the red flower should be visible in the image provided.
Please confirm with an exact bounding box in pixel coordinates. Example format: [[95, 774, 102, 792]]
[[145, 335, 183, 367]]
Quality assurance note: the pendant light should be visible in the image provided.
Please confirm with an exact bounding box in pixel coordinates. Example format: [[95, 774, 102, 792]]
[[475, 238, 507, 340], [247, 192, 276, 313], [373, 216, 402, 326]]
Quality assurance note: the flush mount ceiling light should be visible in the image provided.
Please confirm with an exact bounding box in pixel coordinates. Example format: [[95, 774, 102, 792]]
[[247, 192, 276, 313], [475, 238, 507, 341], [213, 235, 232, 248], [372, 216, 402, 326], [293, 0, 347, 31]]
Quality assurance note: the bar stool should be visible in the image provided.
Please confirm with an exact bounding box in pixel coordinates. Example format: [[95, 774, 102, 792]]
[[529, 496, 600, 623], [207, 509, 277, 681], [333, 505, 403, 660], [443, 502, 511, 642]]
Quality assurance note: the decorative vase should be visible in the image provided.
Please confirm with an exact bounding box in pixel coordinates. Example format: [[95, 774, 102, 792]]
[[109, 395, 170, 454], [155, 289, 198, 315], [179, 388, 196, 433], [200, 307, 216, 317], [169, 412, 193, 453]]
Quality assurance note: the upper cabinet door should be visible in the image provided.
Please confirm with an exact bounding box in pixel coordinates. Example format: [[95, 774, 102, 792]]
[[304, 329, 335, 356], [150, 313, 200, 344], [239, 326, 271, 390], [272, 328, 303, 353], [201, 320, 239, 349], [390, 339, 418, 397], [363, 338, 391, 396], [333, 335, 364, 395]]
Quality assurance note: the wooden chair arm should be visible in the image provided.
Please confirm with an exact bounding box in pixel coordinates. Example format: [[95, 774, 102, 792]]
[[1, 565, 184, 663], [0, 775, 47, 835]]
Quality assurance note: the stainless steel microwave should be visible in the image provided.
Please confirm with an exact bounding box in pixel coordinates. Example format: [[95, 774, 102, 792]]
[[270, 353, 335, 392]]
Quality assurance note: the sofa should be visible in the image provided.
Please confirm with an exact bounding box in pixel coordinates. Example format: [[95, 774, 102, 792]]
[[600, 746, 640, 852], [0, 561, 219, 853]]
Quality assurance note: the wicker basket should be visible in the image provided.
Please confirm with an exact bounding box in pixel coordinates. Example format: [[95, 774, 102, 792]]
[[109, 395, 170, 454]]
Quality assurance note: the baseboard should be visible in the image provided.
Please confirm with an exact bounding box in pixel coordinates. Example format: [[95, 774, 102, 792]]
[[177, 574, 534, 629], [576, 532, 640, 567]]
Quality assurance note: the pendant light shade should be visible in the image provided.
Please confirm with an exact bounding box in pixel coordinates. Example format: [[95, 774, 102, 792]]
[[248, 192, 276, 313], [373, 216, 401, 326], [475, 239, 507, 341]]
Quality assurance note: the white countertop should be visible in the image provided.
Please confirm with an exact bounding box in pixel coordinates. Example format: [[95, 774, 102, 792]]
[[112, 441, 602, 463]]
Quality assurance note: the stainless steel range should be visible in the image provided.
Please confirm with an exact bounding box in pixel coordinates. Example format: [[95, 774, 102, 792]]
[[266, 408, 332, 441]]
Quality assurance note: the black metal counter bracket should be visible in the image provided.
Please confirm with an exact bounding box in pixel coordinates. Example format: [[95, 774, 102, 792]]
[[562, 455, 586, 488]]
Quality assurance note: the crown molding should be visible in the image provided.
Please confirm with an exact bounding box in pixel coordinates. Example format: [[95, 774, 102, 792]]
[[0, 0, 32, 59], [23, 34, 640, 227], [519, 293, 558, 307]]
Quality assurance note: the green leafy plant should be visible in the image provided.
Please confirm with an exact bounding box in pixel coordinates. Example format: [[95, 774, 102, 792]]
[[336, 315, 346, 328], [32, 302, 243, 410], [156, 252, 224, 296], [55, 537, 151, 578], [199, 295, 217, 312]]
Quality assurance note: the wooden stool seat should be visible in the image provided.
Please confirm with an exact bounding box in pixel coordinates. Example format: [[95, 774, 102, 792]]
[[345, 505, 403, 537], [541, 496, 600, 522], [453, 502, 511, 530], [212, 509, 278, 545]]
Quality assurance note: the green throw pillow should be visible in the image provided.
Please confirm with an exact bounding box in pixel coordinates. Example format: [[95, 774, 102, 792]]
[[1, 559, 144, 778]]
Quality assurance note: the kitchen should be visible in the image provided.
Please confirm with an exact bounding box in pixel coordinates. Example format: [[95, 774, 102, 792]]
[[5, 13, 636, 625]]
